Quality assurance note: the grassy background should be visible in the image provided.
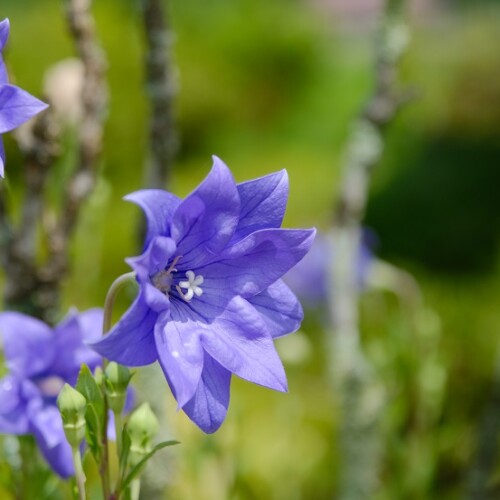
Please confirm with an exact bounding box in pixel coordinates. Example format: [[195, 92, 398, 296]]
[[1, 0, 500, 498]]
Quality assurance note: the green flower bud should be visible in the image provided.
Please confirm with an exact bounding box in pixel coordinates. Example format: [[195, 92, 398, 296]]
[[94, 366, 104, 387], [57, 384, 87, 447], [126, 403, 159, 467], [104, 362, 132, 414]]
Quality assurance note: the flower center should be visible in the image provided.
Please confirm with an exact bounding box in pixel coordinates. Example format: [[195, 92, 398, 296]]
[[151, 256, 204, 302]]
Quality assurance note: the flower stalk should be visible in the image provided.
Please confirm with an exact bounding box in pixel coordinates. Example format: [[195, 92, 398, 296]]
[[101, 274, 135, 499], [130, 478, 141, 500], [72, 446, 86, 500], [103, 272, 137, 339]]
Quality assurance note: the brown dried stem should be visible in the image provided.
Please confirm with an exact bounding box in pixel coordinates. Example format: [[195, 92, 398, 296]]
[[329, 1, 411, 498], [49, 0, 107, 259], [141, 0, 177, 189], [2, 106, 61, 321], [1, 0, 107, 325]]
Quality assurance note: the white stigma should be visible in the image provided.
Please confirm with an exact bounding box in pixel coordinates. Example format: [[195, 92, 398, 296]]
[[177, 270, 204, 301]]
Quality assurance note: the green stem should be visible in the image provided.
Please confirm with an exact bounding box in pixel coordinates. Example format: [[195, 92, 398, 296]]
[[103, 272, 137, 342], [72, 446, 86, 500], [131, 478, 141, 500], [114, 410, 123, 458], [101, 272, 136, 499]]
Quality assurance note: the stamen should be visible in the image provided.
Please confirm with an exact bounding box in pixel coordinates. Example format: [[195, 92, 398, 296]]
[[151, 255, 183, 294], [166, 255, 182, 274], [177, 270, 204, 302]]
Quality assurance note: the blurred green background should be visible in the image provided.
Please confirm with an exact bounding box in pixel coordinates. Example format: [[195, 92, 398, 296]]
[[1, 0, 500, 498]]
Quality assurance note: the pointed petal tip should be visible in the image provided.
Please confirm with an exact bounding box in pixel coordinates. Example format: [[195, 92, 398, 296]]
[[200, 421, 223, 434], [305, 227, 317, 245], [210, 154, 226, 166], [275, 168, 288, 181], [123, 190, 141, 203], [210, 155, 233, 177], [0, 19, 10, 50]]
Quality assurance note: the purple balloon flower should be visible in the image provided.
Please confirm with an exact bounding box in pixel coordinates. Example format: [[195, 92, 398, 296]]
[[0, 309, 103, 478], [0, 18, 48, 177], [92, 157, 316, 433]]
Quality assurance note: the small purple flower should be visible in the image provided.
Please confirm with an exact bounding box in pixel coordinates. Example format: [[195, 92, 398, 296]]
[[283, 230, 374, 309], [0, 309, 102, 478], [0, 18, 48, 177], [92, 157, 316, 433]]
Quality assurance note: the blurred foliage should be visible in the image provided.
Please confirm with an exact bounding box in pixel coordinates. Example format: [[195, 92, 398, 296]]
[[0, 0, 499, 499], [366, 9, 500, 273]]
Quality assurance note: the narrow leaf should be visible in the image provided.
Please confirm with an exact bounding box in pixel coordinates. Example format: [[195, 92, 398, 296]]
[[121, 441, 179, 491], [75, 364, 105, 460]]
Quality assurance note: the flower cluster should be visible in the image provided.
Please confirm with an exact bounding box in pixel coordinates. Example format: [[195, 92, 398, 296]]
[[0, 309, 103, 477], [93, 157, 316, 433], [0, 18, 47, 176]]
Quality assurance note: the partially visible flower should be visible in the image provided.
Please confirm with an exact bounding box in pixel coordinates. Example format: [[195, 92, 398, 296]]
[[0, 309, 102, 478], [0, 18, 48, 177], [283, 230, 374, 309], [92, 157, 316, 433]]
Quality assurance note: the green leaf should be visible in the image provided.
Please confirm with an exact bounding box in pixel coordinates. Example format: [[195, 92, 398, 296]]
[[120, 440, 179, 491], [75, 364, 105, 461], [119, 424, 131, 479]]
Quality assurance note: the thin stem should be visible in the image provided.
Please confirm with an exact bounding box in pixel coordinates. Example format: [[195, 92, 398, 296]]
[[130, 478, 141, 500], [101, 272, 136, 500], [103, 272, 137, 338], [113, 410, 123, 458], [72, 446, 86, 500]]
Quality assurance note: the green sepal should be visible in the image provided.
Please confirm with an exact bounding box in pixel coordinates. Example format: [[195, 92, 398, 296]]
[[75, 364, 105, 461], [104, 362, 133, 414]]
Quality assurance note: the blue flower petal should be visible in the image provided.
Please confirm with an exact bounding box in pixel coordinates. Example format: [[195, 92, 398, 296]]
[[0, 312, 55, 378], [50, 311, 86, 382], [0, 376, 35, 434], [51, 309, 103, 383], [77, 307, 104, 344], [171, 156, 240, 268], [191, 295, 288, 392], [248, 280, 303, 338], [0, 57, 8, 86], [91, 293, 159, 366], [0, 19, 9, 51], [182, 353, 231, 433], [201, 227, 316, 298], [234, 169, 288, 240], [125, 190, 181, 248], [0, 138, 4, 177], [28, 403, 74, 479], [154, 311, 204, 408], [126, 235, 176, 283], [0, 84, 48, 134]]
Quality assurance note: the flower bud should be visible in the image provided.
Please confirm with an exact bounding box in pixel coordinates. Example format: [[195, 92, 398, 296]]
[[57, 383, 87, 447], [104, 362, 132, 414], [94, 366, 103, 387], [126, 403, 159, 467]]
